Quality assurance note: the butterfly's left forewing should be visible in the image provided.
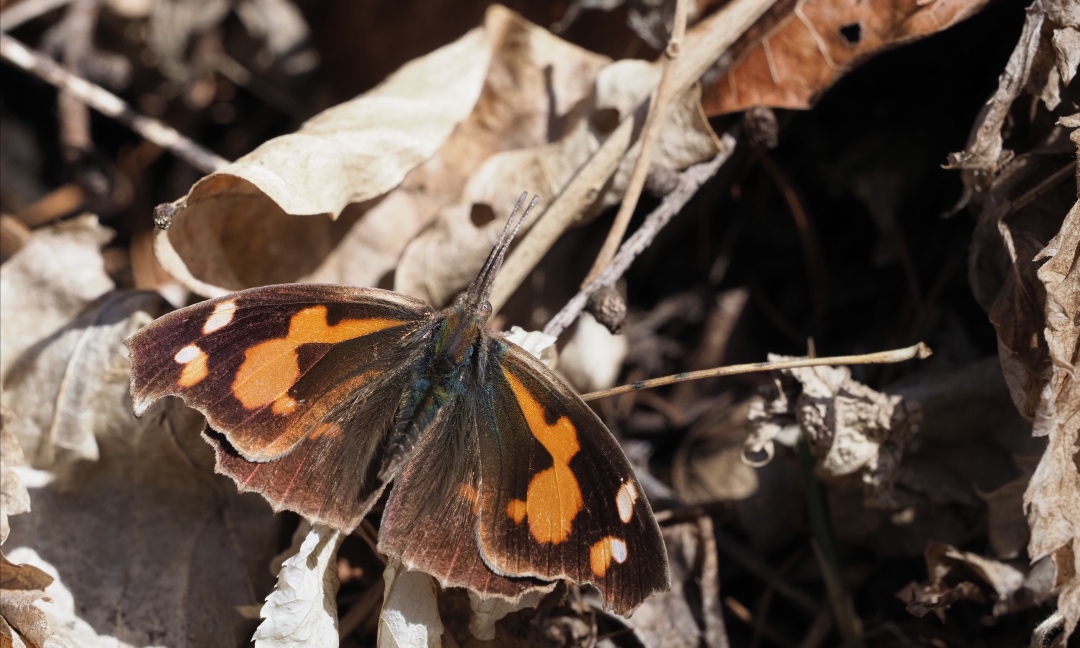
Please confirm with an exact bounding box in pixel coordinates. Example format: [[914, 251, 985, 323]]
[[475, 338, 670, 615], [127, 283, 435, 530]]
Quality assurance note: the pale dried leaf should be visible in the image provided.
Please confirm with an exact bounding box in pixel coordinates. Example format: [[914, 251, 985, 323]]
[[902, 542, 1041, 622], [394, 56, 720, 305], [0, 215, 112, 379], [0, 587, 52, 648], [1, 291, 167, 469], [4, 402, 280, 646], [947, 3, 1077, 173], [0, 412, 30, 545], [956, 30, 1077, 636], [678, 403, 760, 504], [378, 559, 443, 648], [979, 457, 1036, 561], [503, 326, 558, 369], [0, 551, 56, 648], [155, 20, 493, 297], [556, 313, 628, 393], [1024, 197, 1080, 642], [621, 521, 721, 648], [1051, 26, 1080, 85], [254, 524, 345, 648], [751, 360, 922, 508], [702, 0, 990, 115], [4, 548, 138, 648], [0, 555, 52, 592], [467, 590, 542, 641]]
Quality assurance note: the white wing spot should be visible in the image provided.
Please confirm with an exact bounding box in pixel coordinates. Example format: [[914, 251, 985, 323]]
[[174, 344, 201, 364], [611, 538, 628, 563], [202, 300, 238, 334], [615, 481, 638, 523]]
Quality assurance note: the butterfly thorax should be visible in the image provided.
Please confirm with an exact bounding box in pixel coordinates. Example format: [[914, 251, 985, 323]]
[[431, 301, 487, 371], [377, 296, 489, 482]]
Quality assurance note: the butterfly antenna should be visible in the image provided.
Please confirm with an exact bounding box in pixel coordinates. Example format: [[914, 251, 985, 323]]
[[476, 192, 527, 282], [469, 192, 539, 304]]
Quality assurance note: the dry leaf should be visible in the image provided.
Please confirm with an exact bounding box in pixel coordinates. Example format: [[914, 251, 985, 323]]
[[378, 559, 443, 648], [393, 58, 720, 306], [0, 407, 51, 648], [4, 547, 144, 648], [1025, 194, 1080, 642], [0, 551, 56, 648], [947, 2, 1079, 173], [900, 542, 1055, 622], [675, 401, 760, 504], [502, 327, 558, 370], [0, 215, 113, 379], [621, 519, 724, 648], [0, 411, 30, 545], [4, 401, 281, 646], [955, 10, 1078, 635], [153, 10, 497, 297], [747, 360, 922, 508], [0, 587, 52, 648], [153, 6, 721, 307], [979, 456, 1038, 561], [466, 589, 543, 641], [701, 0, 990, 115], [1, 291, 168, 469], [556, 312, 628, 393], [254, 524, 346, 648]]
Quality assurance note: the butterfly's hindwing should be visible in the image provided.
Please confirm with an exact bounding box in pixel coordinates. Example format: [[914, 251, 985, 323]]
[[475, 338, 670, 615], [377, 396, 554, 600]]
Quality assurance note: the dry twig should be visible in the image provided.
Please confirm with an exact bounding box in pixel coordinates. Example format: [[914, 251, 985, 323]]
[[0, 0, 74, 32], [581, 342, 932, 401], [0, 33, 229, 173], [491, 0, 780, 312], [584, 0, 690, 283], [545, 140, 736, 338]]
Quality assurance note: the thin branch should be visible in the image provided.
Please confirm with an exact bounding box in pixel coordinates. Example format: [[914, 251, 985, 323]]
[[0, 33, 229, 173], [584, 0, 690, 283], [544, 138, 736, 338], [56, 0, 99, 161], [0, 0, 74, 32], [580, 342, 933, 401], [490, 0, 780, 312]]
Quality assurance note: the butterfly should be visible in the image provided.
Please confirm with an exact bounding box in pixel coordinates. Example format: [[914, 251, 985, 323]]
[[126, 194, 669, 615]]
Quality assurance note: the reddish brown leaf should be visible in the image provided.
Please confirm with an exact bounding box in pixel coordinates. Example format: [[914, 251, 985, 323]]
[[701, 0, 989, 115]]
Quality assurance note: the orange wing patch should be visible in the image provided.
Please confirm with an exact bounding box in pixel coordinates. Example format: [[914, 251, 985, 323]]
[[175, 344, 209, 387], [507, 498, 527, 524], [590, 536, 628, 578], [459, 484, 481, 514], [309, 422, 343, 440], [503, 370, 583, 545], [232, 306, 402, 412]]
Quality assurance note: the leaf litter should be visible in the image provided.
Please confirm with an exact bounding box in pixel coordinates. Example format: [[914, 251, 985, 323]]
[[0, 0, 1077, 646]]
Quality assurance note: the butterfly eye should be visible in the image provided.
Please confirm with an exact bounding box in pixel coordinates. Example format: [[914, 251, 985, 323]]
[[479, 302, 492, 317]]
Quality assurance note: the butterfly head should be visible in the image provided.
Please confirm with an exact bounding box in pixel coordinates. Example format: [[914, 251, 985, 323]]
[[461, 192, 539, 317]]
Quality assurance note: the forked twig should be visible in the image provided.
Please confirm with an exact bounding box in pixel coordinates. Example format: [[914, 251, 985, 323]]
[[490, 0, 780, 312], [544, 139, 736, 338], [0, 33, 229, 173], [580, 343, 932, 401], [584, 0, 690, 283]]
